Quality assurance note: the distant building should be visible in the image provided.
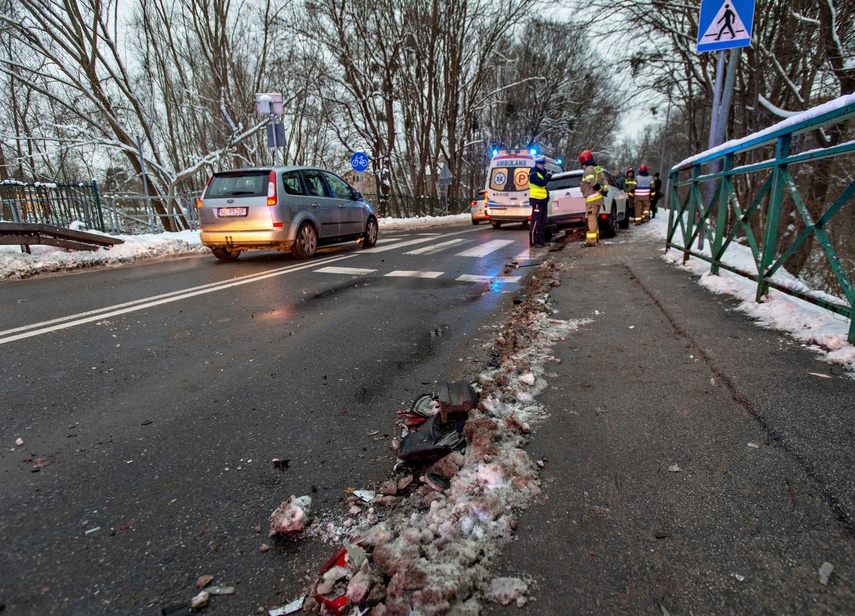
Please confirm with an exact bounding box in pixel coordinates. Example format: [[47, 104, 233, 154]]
[[343, 169, 377, 196]]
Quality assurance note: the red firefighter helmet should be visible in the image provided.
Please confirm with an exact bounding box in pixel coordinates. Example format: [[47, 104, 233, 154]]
[[577, 150, 593, 165], [639, 164, 648, 173]]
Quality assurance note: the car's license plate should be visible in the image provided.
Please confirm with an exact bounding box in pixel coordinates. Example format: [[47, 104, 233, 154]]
[[218, 207, 247, 217]]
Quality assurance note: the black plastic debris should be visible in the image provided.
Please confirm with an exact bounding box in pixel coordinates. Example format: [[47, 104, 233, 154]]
[[398, 413, 466, 466], [272, 458, 291, 471], [398, 380, 475, 466]]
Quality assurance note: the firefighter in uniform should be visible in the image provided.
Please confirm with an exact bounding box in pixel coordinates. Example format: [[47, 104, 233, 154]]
[[528, 155, 552, 247], [578, 150, 607, 247], [634, 164, 653, 223], [624, 167, 637, 223]]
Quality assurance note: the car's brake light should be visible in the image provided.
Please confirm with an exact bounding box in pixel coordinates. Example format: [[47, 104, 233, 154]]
[[197, 176, 212, 209], [267, 170, 277, 206], [600, 213, 607, 220]]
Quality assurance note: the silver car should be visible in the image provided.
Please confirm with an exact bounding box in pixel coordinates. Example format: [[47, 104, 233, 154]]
[[198, 166, 379, 260], [545, 169, 629, 239]]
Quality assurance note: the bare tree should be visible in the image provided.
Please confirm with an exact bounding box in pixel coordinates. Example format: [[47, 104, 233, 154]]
[[0, 0, 281, 230]]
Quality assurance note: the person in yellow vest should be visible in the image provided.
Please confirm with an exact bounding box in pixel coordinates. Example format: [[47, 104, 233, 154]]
[[527, 155, 552, 247], [624, 167, 637, 223], [578, 149, 606, 247], [634, 164, 653, 223]]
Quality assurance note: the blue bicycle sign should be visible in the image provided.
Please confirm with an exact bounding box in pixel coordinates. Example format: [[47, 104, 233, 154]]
[[350, 152, 369, 172]]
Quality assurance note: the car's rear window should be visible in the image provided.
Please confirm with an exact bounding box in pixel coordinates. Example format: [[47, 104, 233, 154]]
[[207, 172, 268, 198], [282, 171, 305, 195], [548, 175, 582, 191]]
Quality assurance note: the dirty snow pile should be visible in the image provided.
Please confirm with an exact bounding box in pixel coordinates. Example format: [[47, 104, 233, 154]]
[[271, 259, 585, 615], [632, 217, 855, 373]]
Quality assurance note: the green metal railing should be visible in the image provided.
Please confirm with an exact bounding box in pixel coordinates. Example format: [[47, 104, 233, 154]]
[[666, 95, 855, 342], [0, 180, 104, 231]]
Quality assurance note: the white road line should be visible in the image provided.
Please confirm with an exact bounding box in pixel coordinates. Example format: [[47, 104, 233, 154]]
[[361, 236, 441, 253], [456, 274, 521, 283], [362, 228, 479, 253], [0, 254, 357, 345], [514, 248, 538, 260], [455, 239, 515, 257], [314, 266, 377, 275], [385, 270, 443, 279], [404, 239, 468, 255]]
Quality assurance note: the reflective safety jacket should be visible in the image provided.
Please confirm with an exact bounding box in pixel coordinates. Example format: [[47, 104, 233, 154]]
[[528, 167, 550, 199], [635, 171, 652, 198], [580, 163, 607, 204]]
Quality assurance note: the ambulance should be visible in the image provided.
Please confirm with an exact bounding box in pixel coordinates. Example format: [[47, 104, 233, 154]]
[[484, 149, 562, 228]]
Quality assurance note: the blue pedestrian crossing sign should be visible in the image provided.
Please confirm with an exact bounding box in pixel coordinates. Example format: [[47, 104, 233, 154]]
[[697, 0, 755, 53]]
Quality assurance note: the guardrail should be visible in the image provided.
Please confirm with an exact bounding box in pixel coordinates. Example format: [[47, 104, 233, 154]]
[[666, 94, 855, 342], [0, 180, 104, 231]]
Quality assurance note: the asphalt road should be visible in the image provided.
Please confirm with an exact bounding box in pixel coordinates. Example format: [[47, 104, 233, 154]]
[[0, 223, 537, 615]]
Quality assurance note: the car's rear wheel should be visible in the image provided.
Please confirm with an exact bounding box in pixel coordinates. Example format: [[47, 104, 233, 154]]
[[471, 218, 480, 225], [211, 247, 241, 261], [291, 223, 318, 259], [600, 204, 618, 238], [363, 218, 378, 248], [491, 221, 502, 229]]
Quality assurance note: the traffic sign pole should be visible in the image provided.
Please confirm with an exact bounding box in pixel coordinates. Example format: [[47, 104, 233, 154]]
[[697, 0, 754, 249]]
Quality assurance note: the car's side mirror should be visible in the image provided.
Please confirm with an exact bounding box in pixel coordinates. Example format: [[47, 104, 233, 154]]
[[352, 191, 363, 200]]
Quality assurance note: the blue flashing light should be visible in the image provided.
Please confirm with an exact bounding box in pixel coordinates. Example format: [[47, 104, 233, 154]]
[[529, 148, 537, 156], [492, 149, 498, 157], [556, 159, 563, 165]]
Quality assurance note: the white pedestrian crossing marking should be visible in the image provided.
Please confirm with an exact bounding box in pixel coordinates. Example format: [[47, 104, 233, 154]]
[[455, 239, 514, 257], [456, 274, 521, 283], [362, 236, 441, 253], [315, 266, 377, 275], [514, 248, 537, 260], [385, 270, 444, 279], [404, 239, 469, 255]]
